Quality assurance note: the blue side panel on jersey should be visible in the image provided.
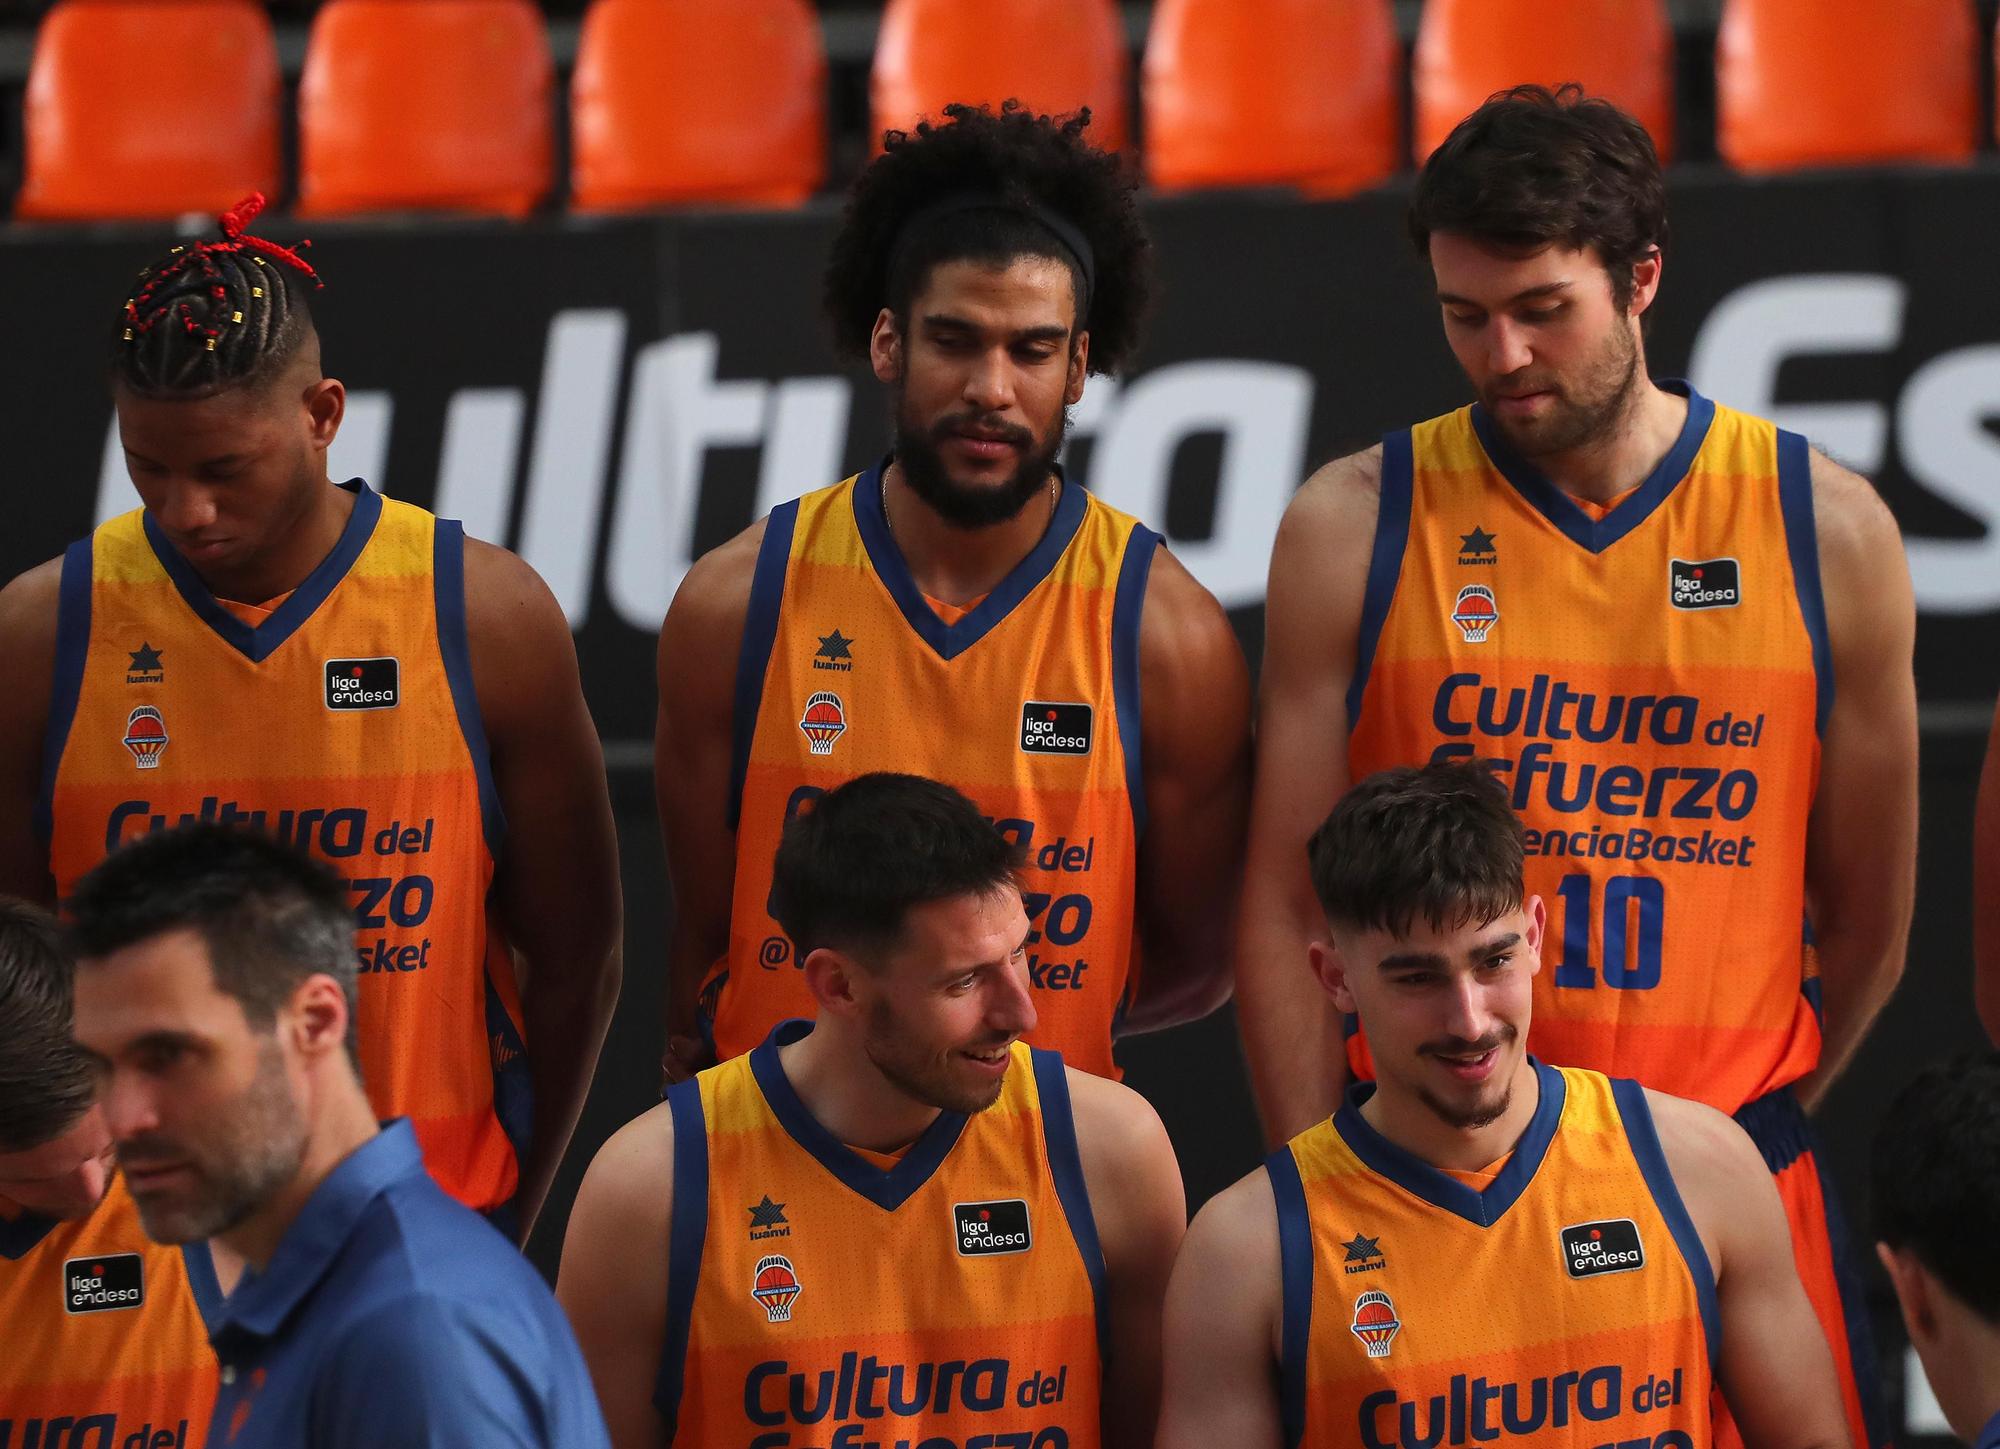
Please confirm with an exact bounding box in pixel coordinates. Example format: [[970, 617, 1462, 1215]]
[[1775, 428, 1835, 734], [484, 975, 534, 1183], [183, 1241, 225, 1327], [1809, 1135, 1893, 1448], [653, 1078, 711, 1432], [1033, 1047, 1110, 1363], [434, 518, 507, 856], [1110, 525, 1159, 839], [1612, 1076, 1721, 1368], [35, 535, 94, 845], [1345, 430, 1414, 727], [726, 499, 799, 831], [1266, 1146, 1312, 1449]]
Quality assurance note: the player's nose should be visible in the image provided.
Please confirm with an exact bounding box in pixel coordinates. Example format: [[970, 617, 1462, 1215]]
[[152, 481, 221, 537], [1439, 974, 1492, 1043], [99, 1072, 163, 1144], [989, 958, 1038, 1038], [1486, 319, 1533, 376], [961, 348, 1016, 413]]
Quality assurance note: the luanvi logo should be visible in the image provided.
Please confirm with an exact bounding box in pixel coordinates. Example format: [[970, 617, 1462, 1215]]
[[953, 1200, 1033, 1256], [325, 658, 400, 711], [64, 1253, 144, 1313], [1560, 1219, 1646, 1279]]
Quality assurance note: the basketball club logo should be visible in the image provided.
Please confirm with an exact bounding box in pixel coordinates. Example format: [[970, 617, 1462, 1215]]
[[752, 1254, 802, 1322], [1452, 584, 1498, 644], [799, 691, 847, 756], [123, 705, 168, 769], [1350, 1289, 1401, 1358]]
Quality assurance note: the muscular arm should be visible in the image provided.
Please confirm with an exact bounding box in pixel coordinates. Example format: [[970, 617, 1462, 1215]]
[[466, 540, 623, 1239], [1793, 454, 1917, 1110], [1975, 698, 2000, 1043], [0, 560, 62, 903], [1654, 1091, 1852, 1449], [556, 1106, 674, 1449], [1121, 548, 1251, 1032], [1156, 1172, 1284, 1449], [654, 522, 761, 1079], [1235, 450, 1380, 1144]]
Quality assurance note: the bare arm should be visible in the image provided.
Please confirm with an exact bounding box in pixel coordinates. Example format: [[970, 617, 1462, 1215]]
[[1068, 1067, 1187, 1449], [1236, 450, 1380, 1145], [1975, 697, 2000, 1043], [1793, 453, 1917, 1110], [1156, 1172, 1284, 1449], [1121, 548, 1252, 1032], [0, 559, 62, 903], [466, 539, 623, 1238], [654, 521, 762, 1080], [1654, 1090, 1852, 1449], [556, 1105, 674, 1449]]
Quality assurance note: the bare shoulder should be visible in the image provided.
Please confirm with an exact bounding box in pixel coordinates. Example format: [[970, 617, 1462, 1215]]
[[1283, 444, 1384, 539], [1643, 1087, 1767, 1196], [571, 1099, 677, 1231], [1138, 544, 1248, 687], [1181, 1166, 1281, 1283], [659, 517, 767, 676], [460, 535, 573, 645], [1065, 1064, 1173, 1154], [1807, 448, 1903, 561], [0, 556, 63, 654]]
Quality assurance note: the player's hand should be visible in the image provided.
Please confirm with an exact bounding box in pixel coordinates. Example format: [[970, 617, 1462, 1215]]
[[662, 1033, 714, 1085]]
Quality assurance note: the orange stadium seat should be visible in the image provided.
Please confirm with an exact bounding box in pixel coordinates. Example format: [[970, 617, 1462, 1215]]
[[1717, 0, 1978, 170], [571, 0, 824, 211], [298, 0, 554, 218], [1142, 0, 1401, 197], [872, 0, 1129, 152], [17, 0, 280, 222], [1412, 0, 1674, 163]]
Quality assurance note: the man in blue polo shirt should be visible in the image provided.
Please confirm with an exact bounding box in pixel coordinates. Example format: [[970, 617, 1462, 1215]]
[[64, 824, 609, 1449]]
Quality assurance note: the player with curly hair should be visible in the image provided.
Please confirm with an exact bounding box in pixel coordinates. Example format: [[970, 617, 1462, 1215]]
[[657, 102, 1250, 1083]]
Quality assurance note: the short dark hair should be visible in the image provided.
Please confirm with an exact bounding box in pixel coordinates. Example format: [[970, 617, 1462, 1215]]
[[1872, 1051, 2000, 1323], [0, 899, 95, 1154], [1409, 83, 1668, 312], [769, 773, 1022, 963], [1308, 763, 1525, 938], [66, 825, 356, 1044], [823, 101, 1152, 376]]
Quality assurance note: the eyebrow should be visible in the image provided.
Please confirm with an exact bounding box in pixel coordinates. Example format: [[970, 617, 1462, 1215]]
[[1378, 930, 1523, 972], [920, 313, 1072, 346], [1436, 281, 1574, 308], [123, 449, 252, 471]]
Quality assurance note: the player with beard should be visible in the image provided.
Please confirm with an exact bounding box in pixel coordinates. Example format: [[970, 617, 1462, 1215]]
[[656, 102, 1251, 1081], [1160, 763, 1853, 1449], [1235, 86, 1911, 1448], [559, 772, 1186, 1449], [65, 825, 610, 1448]]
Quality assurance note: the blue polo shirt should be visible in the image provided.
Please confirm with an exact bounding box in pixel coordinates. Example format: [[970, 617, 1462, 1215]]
[[204, 1120, 608, 1448]]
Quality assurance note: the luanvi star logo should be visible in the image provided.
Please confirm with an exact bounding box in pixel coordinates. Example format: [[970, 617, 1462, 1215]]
[[1342, 1232, 1386, 1274], [812, 630, 855, 672], [748, 1194, 791, 1241], [126, 642, 164, 684], [1457, 526, 1498, 566]]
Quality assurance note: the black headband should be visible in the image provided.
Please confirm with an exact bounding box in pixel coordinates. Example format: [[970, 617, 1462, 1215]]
[[887, 190, 1096, 322]]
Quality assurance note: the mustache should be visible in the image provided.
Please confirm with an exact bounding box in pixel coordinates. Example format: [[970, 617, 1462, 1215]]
[[115, 1135, 190, 1168], [928, 413, 1035, 449], [1418, 1026, 1516, 1059]]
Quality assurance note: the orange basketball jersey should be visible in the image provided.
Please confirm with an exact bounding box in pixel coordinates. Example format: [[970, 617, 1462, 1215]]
[[41, 483, 530, 1215], [715, 462, 1158, 1077], [657, 1020, 1105, 1448], [0, 1174, 219, 1447], [1270, 1062, 1715, 1448], [1347, 387, 1826, 1112]]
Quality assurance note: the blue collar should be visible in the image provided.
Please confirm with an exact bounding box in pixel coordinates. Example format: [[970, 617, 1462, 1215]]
[[748, 1019, 971, 1212], [1975, 1407, 2000, 1449], [1333, 1058, 1566, 1228], [0, 1203, 58, 1259], [210, 1120, 426, 1342]]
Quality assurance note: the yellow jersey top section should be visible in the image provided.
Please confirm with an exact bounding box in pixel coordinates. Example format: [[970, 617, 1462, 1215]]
[[715, 462, 1159, 1078], [1270, 1063, 1716, 1449], [657, 1021, 1106, 1448], [0, 1173, 220, 1447], [1347, 388, 1827, 1112], [42, 484, 530, 1216]]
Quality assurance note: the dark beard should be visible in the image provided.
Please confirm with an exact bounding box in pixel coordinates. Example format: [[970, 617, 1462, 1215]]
[[1485, 322, 1642, 462], [893, 399, 1068, 530]]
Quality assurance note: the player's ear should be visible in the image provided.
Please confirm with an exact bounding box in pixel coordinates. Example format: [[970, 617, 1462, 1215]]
[[1524, 895, 1547, 976], [1875, 1241, 1936, 1341], [869, 309, 903, 385], [302, 376, 345, 452], [1309, 938, 1358, 1014], [802, 946, 866, 1018], [1064, 332, 1089, 405], [287, 973, 351, 1063], [1626, 247, 1663, 320]]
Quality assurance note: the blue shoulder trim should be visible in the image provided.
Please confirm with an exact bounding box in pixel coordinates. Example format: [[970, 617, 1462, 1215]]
[[182, 1240, 225, 1327], [1033, 1047, 1109, 1363], [1110, 525, 1158, 839], [653, 1079, 711, 1432], [1774, 429, 1834, 735], [0, 1209, 58, 1260], [1346, 431, 1413, 727], [1610, 1076, 1721, 1369], [434, 518, 505, 857], [726, 501, 799, 832], [1265, 1147, 1312, 1449], [35, 535, 94, 845]]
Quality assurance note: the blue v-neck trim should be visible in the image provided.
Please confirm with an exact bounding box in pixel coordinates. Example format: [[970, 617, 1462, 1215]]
[[1469, 382, 1715, 555], [142, 480, 381, 664], [0, 1208, 58, 1259], [853, 457, 1088, 662], [1333, 1058, 1566, 1227], [749, 1019, 971, 1212]]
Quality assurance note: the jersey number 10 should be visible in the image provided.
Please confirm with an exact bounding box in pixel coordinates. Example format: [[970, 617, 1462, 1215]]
[[1552, 873, 1664, 991]]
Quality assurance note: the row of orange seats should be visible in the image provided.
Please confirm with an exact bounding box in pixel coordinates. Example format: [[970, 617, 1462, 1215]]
[[16, 0, 1993, 223]]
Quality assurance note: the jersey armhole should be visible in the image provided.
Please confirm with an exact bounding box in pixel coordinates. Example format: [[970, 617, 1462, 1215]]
[[1110, 524, 1159, 840], [1264, 1146, 1312, 1449], [725, 501, 800, 832], [35, 536, 95, 847], [1774, 429, 1834, 736], [1608, 1077, 1722, 1370], [433, 518, 506, 856], [653, 1079, 711, 1433], [1344, 432, 1414, 729], [1031, 1048, 1110, 1364]]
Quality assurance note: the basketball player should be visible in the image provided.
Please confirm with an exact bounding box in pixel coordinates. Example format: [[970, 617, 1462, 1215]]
[[0, 897, 217, 1447], [1974, 702, 1999, 1043], [0, 196, 622, 1239], [66, 824, 611, 1448], [1236, 87, 1911, 1446], [1872, 1051, 2000, 1449], [657, 103, 1251, 1081], [559, 772, 1187, 1449], [1161, 763, 1853, 1449]]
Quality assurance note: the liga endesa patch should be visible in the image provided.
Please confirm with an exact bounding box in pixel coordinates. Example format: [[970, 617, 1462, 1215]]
[[63, 1253, 144, 1313], [325, 657, 400, 710], [953, 1200, 1033, 1256], [1560, 1219, 1646, 1279]]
